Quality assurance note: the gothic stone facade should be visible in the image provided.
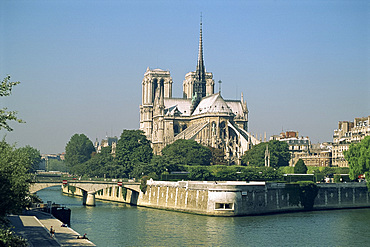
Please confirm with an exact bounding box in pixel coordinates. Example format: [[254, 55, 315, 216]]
[[139, 22, 259, 164]]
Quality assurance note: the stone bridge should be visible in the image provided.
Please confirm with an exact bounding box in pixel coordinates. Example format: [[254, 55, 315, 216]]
[[31, 181, 141, 206]]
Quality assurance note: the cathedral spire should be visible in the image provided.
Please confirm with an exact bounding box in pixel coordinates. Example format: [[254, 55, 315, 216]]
[[196, 13, 206, 83]]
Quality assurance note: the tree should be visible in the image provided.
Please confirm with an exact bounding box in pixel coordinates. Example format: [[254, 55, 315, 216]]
[[65, 134, 95, 169], [161, 139, 212, 166], [143, 155, 181, 179], [188, 166, 213, 180], [0, 75, 24, 131], [241, 140, 290, 168], [269, 140, 291, 167], [115, 130, 153, 177], [208, 146, 227, 166], [294, 159, 308, 174], [0, 76, 28, 245], [240, 142, 265, 166], [46, 159, 69, 172], [344, 136, 370, 181], [0, 139, 32, 218], [81, 146, 118, 178], [16, 145, 41, 173]]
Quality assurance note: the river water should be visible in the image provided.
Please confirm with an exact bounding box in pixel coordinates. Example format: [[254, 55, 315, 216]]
[[37, 186, 370, 247]]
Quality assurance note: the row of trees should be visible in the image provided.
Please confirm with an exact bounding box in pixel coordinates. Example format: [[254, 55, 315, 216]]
[[65, 131, 212, 179], [1, 76, 39, 246], [64, 129, 293, 180]]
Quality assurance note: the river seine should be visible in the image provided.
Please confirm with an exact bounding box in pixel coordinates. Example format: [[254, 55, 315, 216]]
[[37, 186, 370, 247]]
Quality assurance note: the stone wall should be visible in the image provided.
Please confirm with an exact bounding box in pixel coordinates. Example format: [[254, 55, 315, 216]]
[[314, 183, 369, 209], [137, 181, 370, 216], [138, 180, 210, 214], [62, 181, 370, 216]]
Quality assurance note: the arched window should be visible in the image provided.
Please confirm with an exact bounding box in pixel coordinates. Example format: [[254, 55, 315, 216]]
[[219, 121, 226, 139], [153, 79, 158, 95]]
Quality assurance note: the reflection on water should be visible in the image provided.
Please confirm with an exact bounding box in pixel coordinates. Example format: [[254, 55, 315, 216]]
[[37, 186, 370, 246]]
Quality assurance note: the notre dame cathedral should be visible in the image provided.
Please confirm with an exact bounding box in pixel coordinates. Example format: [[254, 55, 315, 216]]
[[140, 21, 259, 164]]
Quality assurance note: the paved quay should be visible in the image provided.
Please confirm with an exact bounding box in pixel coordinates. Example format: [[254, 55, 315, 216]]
[[8, 210, 95, 247]]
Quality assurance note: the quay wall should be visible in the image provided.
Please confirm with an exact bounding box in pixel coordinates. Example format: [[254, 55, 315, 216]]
[[137, 181, 370, 216], [62, 181, 370, 216]]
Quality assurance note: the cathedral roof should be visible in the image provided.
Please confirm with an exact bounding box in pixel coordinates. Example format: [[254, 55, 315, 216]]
[[164, 98, 192, 116], [225, 100, 247, 118], [192, 93, 233, 116]]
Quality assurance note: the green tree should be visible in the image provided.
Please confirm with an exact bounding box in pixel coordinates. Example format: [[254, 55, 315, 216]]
[[82, 146, 118, 178], [294, 159, 308, 174], [185, 165, 282, 181], [141, 155, 180, 179], [241, 140, 290, 168], [115, 130, 153, 177], [344, 136, 370, 181], [0, 76, 29, 245], [0, 228, 27, 247], [188, 166, 213, 180], [240, 142, 265, 166], [161, 139, 212, 166], [65, 134, 95, 170], [269, 140, 291, 167], [47, 159, 69, 172], [208, 146, 227, 166], [0, 140, 32, 218], [16, 145, 41, 173], [0, 75, 24, 131]]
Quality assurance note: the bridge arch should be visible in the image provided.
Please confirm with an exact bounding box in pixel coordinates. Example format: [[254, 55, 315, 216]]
[[30, 182, 62, 194], [31, 181, 141, 206]]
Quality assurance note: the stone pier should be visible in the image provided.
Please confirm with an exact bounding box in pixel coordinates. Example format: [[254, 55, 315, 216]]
[[86, 192, 96, 206]]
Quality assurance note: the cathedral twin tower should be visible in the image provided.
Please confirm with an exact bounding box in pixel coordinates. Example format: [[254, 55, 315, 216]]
[[140, 20, 257, 164]]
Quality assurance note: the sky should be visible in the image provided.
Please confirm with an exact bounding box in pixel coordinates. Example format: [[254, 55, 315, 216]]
[[1, 0, 369, 154]]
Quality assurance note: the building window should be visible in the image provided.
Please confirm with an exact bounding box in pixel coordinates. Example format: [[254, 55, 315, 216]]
[[215, 203, 233, 210]]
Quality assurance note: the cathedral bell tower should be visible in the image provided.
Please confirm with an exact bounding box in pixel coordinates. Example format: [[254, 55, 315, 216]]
[[140, 68, 172, 140]]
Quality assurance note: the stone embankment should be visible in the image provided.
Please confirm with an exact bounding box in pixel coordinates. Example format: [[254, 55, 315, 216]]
[[63, 180, 370, 216]]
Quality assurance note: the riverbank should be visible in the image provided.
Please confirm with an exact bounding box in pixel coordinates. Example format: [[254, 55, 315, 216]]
[[63, 180, 370, 216], [8, 209, 95, 246]]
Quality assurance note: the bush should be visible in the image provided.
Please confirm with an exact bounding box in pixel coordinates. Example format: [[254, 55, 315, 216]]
[[140, 176, 149, 193], [294, 159, 307, 174], [283, 174, 315, 183], [0, 228, 27, 247], [188, 167, 213, 180], [183, 165, 282, 182], [279, 166, 294, 174], [334, 174, 341, 183]]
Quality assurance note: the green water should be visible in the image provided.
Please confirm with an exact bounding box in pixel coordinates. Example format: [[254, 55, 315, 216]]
[[37, 186, 370, 246]]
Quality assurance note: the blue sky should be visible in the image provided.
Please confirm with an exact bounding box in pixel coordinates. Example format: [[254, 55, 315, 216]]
[[1, 0, 369, 154]]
